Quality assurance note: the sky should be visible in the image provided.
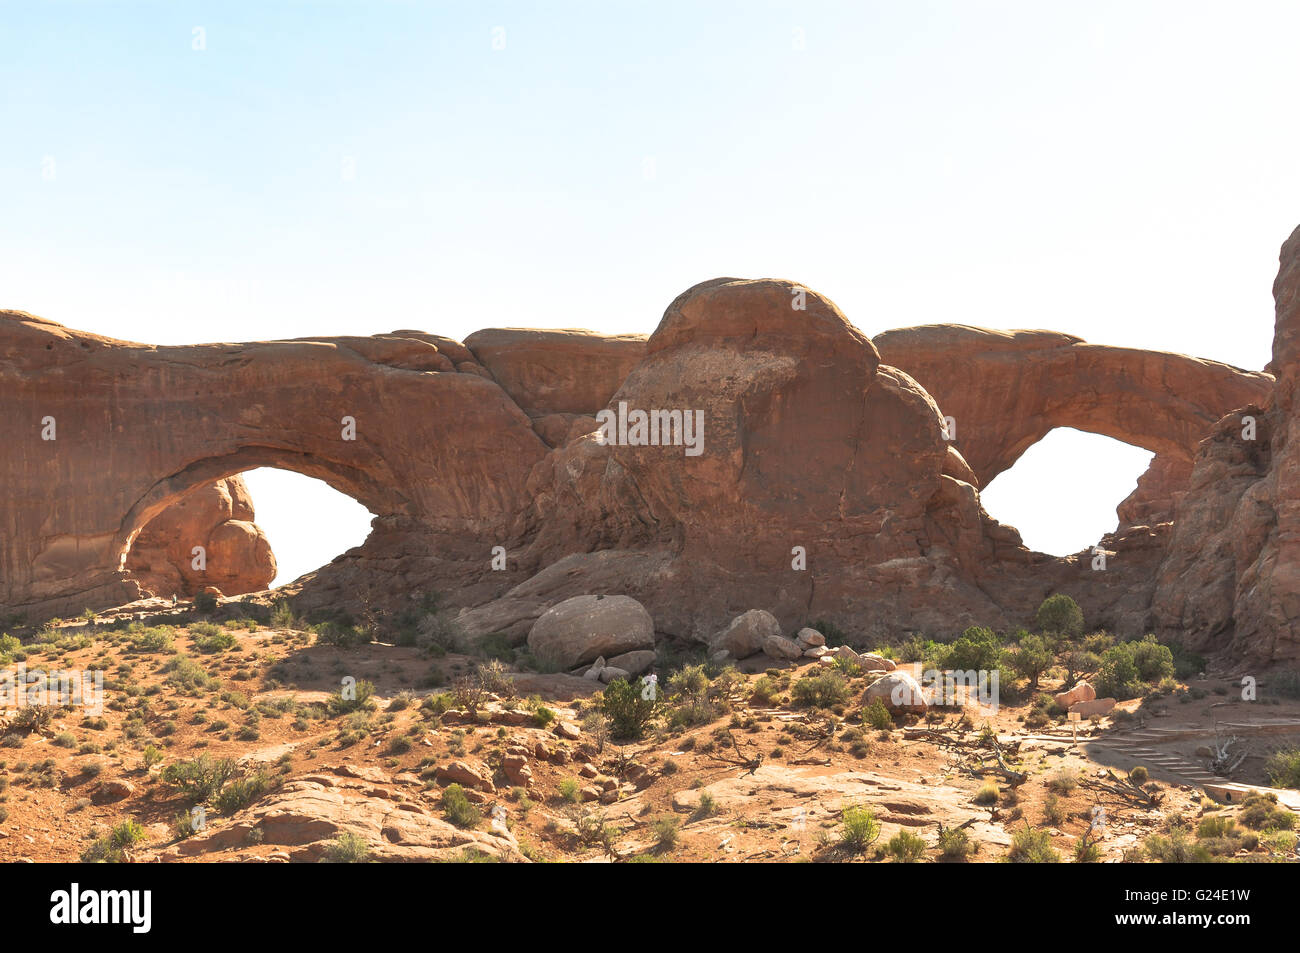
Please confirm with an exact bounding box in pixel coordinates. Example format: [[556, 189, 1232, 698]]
[[4, 1, 1298, 583]]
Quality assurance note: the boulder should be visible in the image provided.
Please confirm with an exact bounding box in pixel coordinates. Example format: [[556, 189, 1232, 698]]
[[795, 628, 825, 647], [1054, 681, 1097, 709], [527, 594, 654, 670], [865, 671, 929, 713], [435, 761, 495, 793], [762, 634, 804, 661], [1069, 697, 1117, 718], [712, 610, 782, 659], [859, 653, 896, 672], [606, 649, 656, 676]]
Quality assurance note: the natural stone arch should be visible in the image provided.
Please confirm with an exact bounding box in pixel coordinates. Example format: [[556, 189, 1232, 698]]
[[873, 326, 1273, 486], [0, 310, 548, 618], [111, 445, 396, 579]]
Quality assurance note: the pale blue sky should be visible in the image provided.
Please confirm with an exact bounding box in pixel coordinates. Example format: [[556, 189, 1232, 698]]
[[4, 2, 1298, 581]]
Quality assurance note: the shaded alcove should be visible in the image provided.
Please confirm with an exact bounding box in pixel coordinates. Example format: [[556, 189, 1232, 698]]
[[977, 427, 1155, 556]]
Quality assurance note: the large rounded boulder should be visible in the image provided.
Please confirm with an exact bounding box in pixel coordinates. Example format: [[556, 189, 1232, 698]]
[[527, 594, 655, 670]]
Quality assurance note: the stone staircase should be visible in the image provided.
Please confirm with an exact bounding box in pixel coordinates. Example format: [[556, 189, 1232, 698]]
[[1087, 727, 1220, 787]]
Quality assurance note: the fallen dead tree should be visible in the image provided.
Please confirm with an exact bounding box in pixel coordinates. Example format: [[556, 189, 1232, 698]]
[[903, 724, 1027, 786]]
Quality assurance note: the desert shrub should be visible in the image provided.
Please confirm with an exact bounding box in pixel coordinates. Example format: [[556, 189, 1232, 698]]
[[1167, 640, 1207, 679], [1007, 826, 1060, 863], [838, 807, 881, 853], [1129, 765, 1149, 786], [652, 816, 680, 850], [442, 784, 482, 828], [1074, 838, 1102, 863], [312, 620, 371, 649], [1238, 792, 1296, 831], [666, 664, 715, 727], [0, 633, 20, 660], [415, 611, 464, 655], [53, 732, 76, 748], [791, 671, 849, 709], [130, 626, 174, 653], [886, 829, 927, 862], [194, 590, 218, 614], [1006, 633, 1053, 689], [270, 600, 296, 629], [810, 619, 846, 645], [692, 791, 718, 820], [557, 777, 582, 803], [215, 770, 274, 814], [475, 658, 515, 697], [10, 707, 53, 734], [1036, 594, 1084, 638], [1041, 794, 1066, 826], [160, 754, 237, 803], [193, 629, 238, 653], [1266, 747, 1300, 789], [327, 679, 376, 716], [524, 695, 556, 727], [750, 676, 778, 705], [80, 819, 147, 863], [1097, 636, 1175, 700], [164, 655, 218, 691], [861, 697, 894, 731], [1197, 815, 1237, 839], [1047, 768, 1079, 794], [321, 832, 371, 863], [601, 678, 658, 740], [938, 826, 976, 860], [935, 626, 1002, 672], [974, 782, 1000, 805], [1143, 829, 1211, 863]]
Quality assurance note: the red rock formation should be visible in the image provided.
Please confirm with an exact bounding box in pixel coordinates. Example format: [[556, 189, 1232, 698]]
[[873, 326, 1271, 487], [5, 230, 1300, 669], [124, 476, 275, 598], [0, 314, 546, 620]]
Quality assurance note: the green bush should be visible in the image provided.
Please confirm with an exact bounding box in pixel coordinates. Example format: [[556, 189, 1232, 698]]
[[160, 754, 237, 803], [1006, 633, 1053, 689], [214, 770, 273, 814], [838, 806, 881, 853], [81, 819, 147, 863], [1036, 594, 1084, 638], [164, 654, 218, 691], [886, 829, 927, 862], [1097, 636, 1175, 700], [130, 626, 174, 653], [193, 629, 238, 653], [600, 678, 658, 740], [1142, 829, 1211, 863], [1007, 826, 1060, 863], [321, 832, 371, 863], [328, 679, 376, 715], [442, 783, 482, 828], [861, 698, 894, 731], [791, 671, 849, 708], [1238, 792, 1296, 831], [1266, 747, 1300, 789], [938, 826, 976, 861], [935, 626, 1002, 672]]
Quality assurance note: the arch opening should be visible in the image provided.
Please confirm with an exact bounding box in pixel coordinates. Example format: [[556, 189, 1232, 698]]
[[120, 464, 378, 600], [978, 427, 1156, 557]]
